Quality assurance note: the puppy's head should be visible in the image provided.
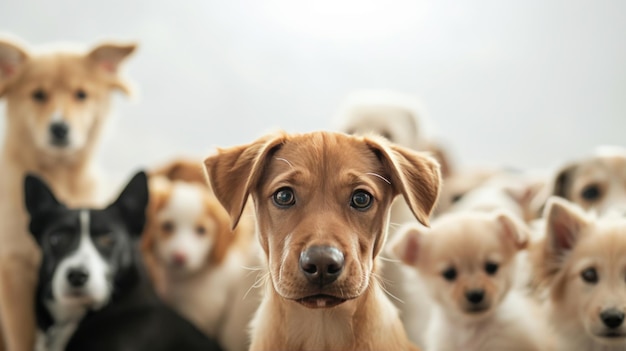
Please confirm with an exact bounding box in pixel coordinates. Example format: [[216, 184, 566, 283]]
[[550, 149, 626, 215], [204, 131, 440, 309], [0, 38, 136, 159], [25, 171, 148, 313], [144, 177, 235, 275], [533, 197, 626, 345], [391, 211, 528, 320]]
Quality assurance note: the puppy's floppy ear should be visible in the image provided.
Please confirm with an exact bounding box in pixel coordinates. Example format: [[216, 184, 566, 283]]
[[544, 196, 588, 256], [389, 224, 426, 267], [0, 39, 29, 97], [87, 41, 137, 95], [109, 171, 149, 236], [24, 174, 63, 217], [204, 133, 286, 229], [365, 137, 441, 226], [493, 210, 529, 250]]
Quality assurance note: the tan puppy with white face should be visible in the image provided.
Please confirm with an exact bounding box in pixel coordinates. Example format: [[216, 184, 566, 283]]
[[391, 211, 543, 351], [533, 197, 626, 351], [549, 147, 626, 215], [0, 36, 135, 350], [204, 131, 440, 351]]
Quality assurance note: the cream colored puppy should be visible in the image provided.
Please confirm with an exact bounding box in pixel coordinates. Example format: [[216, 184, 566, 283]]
[[532, 197, 626, 351], [391, 211, 543, 351]]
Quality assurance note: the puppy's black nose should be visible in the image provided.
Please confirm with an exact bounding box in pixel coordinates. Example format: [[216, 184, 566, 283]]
[[601, 309, 625, 329], [67, 268, 89, 288], [49, 122, 69, 143], [465, 289, 485, 305], [299, 246, 344, 286]]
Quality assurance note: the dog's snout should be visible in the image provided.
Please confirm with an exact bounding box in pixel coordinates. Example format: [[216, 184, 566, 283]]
[[299, 246, 345, 286], [67, 268, 89, 288], [49, 122, 69, 144], [600, 309, 625, 329], [465, 289, 485, 305]]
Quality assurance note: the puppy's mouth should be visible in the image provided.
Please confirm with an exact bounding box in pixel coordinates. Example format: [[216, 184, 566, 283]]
[[464, 305, 490, 314], [295, 294, 347, 309], [599, 331, 626, 339]]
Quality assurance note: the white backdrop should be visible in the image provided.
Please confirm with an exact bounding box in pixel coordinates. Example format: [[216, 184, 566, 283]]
[[1, 0, 625, 182]]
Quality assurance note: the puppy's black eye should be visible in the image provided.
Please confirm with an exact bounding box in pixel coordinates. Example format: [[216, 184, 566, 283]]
[[48, 231, 71, 251], [32, 89, 47, 103], [195, 225, 206, 236], [350, 190, 373, 210], [94, 234, 115, 249], [581, 267, 598, 284], [442, 267, 457, 281], [161, 221, 174, 234], [451, 194, 464, 203], [75, 89, 87, 101], [581, 184, 601, 201], [273, 187, 295, 208], [485, 262, 499, 275]]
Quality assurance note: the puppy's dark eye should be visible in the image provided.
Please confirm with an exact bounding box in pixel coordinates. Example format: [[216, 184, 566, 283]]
[[195, 225, 206, 236], [442, 267, 457, 281], [161, 221, 174, 234], [32, 89, 48, 103], [94, 234, 115, 249], [451, 194, 464, 203], [350, 190, 373, 210], [273, 187, 295, 208], [48, 231, 71, 251], [485, 262, 499, 275], [581, 267, 598, 284], [581, 184, 601, 201], [75, 89, 87, 101]]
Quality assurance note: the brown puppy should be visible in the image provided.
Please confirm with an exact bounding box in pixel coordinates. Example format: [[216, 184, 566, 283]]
[[204, 131, 440, 351], [0, 36, 135, 350]]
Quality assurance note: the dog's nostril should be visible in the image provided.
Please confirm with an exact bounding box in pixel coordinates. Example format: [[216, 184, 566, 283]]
[[299, 246, 345, 286], [465, 290, 485, 304], [67, 269, 89, 288], [50, 122, 69, 141], [601, 309, 625, 329]]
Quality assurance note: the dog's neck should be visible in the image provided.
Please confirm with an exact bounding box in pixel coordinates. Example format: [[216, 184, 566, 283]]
[[250, 276, 413, 351]]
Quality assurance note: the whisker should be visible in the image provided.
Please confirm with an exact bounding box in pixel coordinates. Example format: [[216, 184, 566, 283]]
[[365, 172, 391, 185]]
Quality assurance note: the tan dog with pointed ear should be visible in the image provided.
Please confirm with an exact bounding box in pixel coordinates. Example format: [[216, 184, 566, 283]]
[[204, 131, 440, 351], [0, 36, 136, 351]]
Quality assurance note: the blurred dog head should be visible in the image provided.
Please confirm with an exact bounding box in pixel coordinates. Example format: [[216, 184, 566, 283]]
[[392, 210, 528, 321], [144, 177, 237, 276], [25, 172, 148, 327], [533, 197, 626, 347], [204, 131, 440, 309], [0, 37, 136, 160], [548, 147, 626, 216]]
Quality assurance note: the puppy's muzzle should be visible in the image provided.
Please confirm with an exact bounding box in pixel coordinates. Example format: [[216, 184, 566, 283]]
[[67, 267, 89, 288], [601, 309, 625, 330], [299, 246, 344, 287], [49, 121, 70, 147]]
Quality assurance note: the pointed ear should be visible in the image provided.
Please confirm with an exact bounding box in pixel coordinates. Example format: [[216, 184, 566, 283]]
[[0, 39, 29, 97], [493, 210, 529, 250], [544, 196, 588, 256], [389, 224, 426, 266], [365, 137, 441, 226], [203, 133, 286, 229], [24, 174, 63, 216], [87, 42, 137, 95], [109, 171, 149, 235]]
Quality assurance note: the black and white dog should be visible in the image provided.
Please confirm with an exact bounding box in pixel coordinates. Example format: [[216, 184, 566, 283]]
[[25, 171, 223, 351]]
